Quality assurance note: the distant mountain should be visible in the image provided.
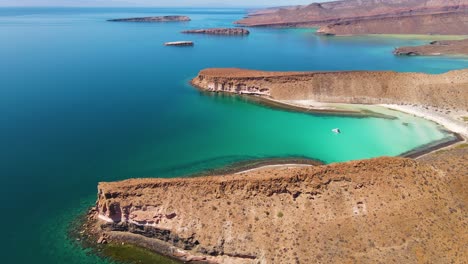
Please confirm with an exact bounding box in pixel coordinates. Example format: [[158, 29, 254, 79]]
[[236, 0, 468, 35]]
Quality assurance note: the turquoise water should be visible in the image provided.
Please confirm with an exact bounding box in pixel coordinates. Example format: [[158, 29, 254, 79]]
[[0, 7, 466, 264]]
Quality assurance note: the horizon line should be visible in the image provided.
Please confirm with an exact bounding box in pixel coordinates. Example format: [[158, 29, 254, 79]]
[[0, 5, 278, 8]]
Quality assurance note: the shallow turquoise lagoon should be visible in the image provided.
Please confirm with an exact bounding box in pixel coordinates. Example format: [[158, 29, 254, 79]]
[[0, 7, 466, 264]]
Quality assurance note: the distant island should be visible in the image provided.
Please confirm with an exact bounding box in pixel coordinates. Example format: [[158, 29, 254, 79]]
[[235, 0, 468, 36], [108, 16, 191, 22], [394, 39, 468, 56], [164, 41, 194, 47], [182, 28, 250, 35]]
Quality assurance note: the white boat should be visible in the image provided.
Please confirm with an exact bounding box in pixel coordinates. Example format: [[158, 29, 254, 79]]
[[332, 128, 341, 134]]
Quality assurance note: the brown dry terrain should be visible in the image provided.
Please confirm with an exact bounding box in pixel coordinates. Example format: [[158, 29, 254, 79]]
[[317, 12, 468, 35], [86, 145, 468, 263], [394, 39, 468, 56], [235, 0, 468, 35], [191, 68, 468, 110]]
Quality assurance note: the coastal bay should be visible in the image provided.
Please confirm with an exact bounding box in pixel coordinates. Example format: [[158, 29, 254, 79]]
[[1, 6, 467, 264]]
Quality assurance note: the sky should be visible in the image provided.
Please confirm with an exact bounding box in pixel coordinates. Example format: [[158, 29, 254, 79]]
[[0, 0, 328, 8]]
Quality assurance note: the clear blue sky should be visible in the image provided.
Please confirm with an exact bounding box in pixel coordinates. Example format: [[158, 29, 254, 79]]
[[0, 0, 328, 7]]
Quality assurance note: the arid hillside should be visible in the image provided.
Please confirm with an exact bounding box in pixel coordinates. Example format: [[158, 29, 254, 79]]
[[235, 0, 468, 35], [192, 68, 468, 110], [87, 145, 468, 263]]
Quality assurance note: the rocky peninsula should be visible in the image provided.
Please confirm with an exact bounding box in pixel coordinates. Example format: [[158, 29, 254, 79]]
[[235, 0, 468, 35], [191, 68, 468, 137], [394, 39, 468, 56], [182, 28, 250, 36], [83, 144, 468, 263], [108, 16, 191, 22]]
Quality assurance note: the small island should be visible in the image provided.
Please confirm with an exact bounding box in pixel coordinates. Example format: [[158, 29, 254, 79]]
[[182, 28, 250, 36], [394, 39, 468, 56], [164, 41, 194, 47], [108, 16, 191, 22]]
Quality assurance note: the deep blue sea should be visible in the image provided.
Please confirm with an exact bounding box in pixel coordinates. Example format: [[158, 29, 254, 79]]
[[0, 7, 466, 264]]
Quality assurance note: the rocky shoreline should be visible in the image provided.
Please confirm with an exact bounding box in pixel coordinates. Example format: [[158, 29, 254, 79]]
[[83, 146, 468, 263], [191, 68, 468, 110], [394, 39, 468, 56]]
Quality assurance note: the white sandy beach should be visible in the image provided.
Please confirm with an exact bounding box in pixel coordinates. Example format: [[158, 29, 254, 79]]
[[381, 104, 468, 138]]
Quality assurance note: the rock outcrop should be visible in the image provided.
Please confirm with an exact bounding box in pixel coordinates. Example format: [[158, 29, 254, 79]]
[[235, 0, 468, 35], [182, 28, 250, 35], [394, 39, 468, 56], [191, 68, 468, 110], [108, 16, 191, 22], [87, 146, 468, 263], [164, 41, 194, 47]]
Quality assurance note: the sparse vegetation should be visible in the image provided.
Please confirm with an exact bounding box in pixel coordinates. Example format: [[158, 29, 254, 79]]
[[454, 143, 468, 149], [277, 211, 284, 218]]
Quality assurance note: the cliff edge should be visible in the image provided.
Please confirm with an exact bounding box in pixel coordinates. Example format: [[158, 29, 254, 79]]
[[87, 146, 468, 263], [191, 68, 468, 110]]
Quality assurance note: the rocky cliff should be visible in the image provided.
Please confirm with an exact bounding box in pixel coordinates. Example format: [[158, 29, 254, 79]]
[[235, 0, 468, 35], [394, 39, 468, 56], [191, 68, 468, 110], [88, 146, 468, 263]]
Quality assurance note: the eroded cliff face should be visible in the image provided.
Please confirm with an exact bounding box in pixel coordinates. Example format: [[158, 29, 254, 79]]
[[91, 151, 468, 263], [191, 68, 468, 110]]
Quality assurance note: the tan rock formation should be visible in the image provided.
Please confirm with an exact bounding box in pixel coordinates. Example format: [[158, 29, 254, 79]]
[[191, 68, 468, 110], [88, 146, 468, 263]]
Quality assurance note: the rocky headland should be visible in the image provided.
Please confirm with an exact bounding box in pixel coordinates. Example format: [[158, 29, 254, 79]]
[[235, 0, 468, 35], [83, 144, 468, 263], [108, 16, 191, 22], [191, 68, 468, 137], [394, 39, 468, 56], [182, 28, 250, 35], [191, 68, 468, 110]]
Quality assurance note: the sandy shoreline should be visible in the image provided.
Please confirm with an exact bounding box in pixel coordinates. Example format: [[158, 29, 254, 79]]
[[241, 97, 467, 168], [220, 97, 466, 174], [381, 104, 468, 138]]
